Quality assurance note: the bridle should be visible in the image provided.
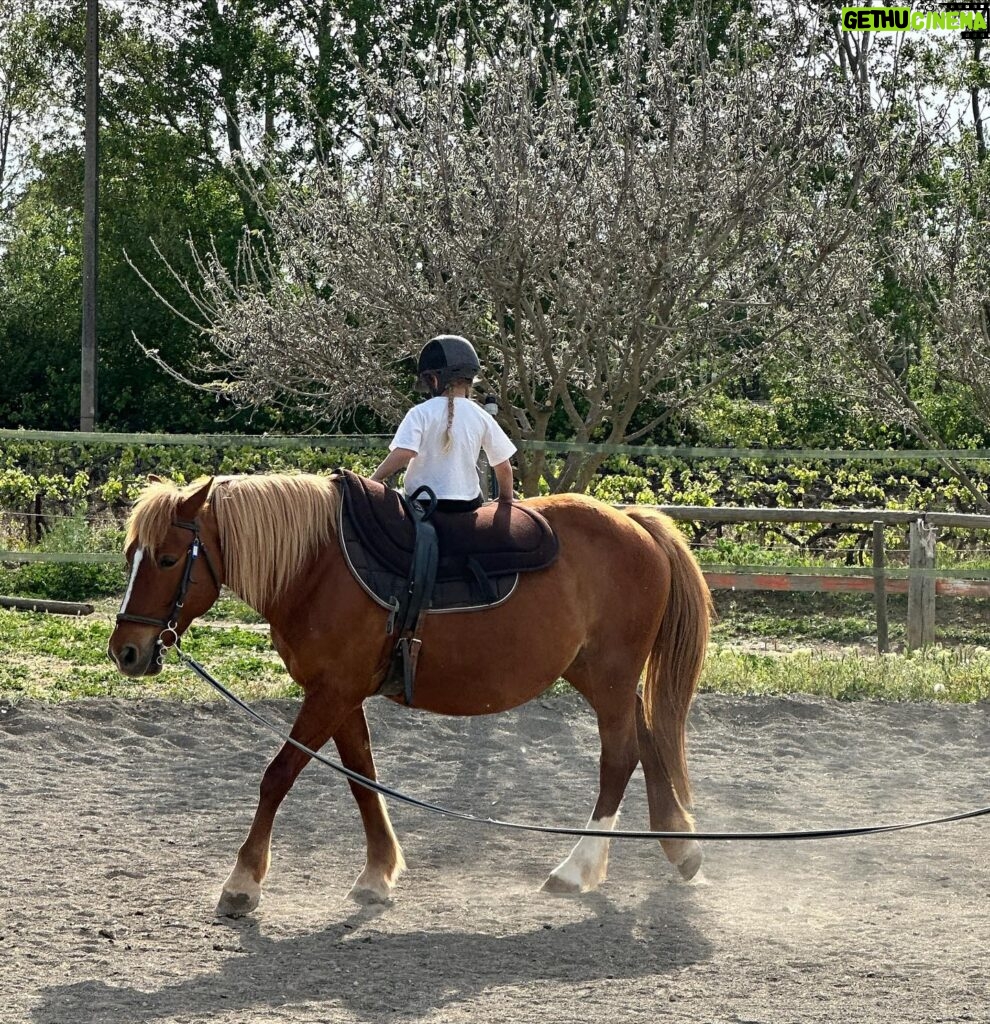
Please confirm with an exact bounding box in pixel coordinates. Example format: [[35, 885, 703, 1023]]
[[116, 518, 222, 663]]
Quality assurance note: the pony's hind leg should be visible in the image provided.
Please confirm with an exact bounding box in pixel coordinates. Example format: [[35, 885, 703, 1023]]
[[218, 693, 344, 917], [636, 694, 703, 880], [542, 699, 640, 895], [332, 706, 406, 904]]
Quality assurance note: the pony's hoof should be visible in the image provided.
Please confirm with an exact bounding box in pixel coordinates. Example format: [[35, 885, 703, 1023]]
[[347, 864, 398, 905], [677, 846, 704, 881], [541, 873, 583, 896], [347, 884, 392, 906], [216, 889, 259, 918]]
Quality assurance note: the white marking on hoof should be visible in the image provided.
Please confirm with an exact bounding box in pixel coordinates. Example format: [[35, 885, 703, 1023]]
[[218, 864, 262, 918], [541, 873, 583, 896], [676, 840, 704, 881], [543, 814, 618, 894]]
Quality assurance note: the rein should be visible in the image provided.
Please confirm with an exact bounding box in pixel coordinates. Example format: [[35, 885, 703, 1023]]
[[168, 644, 990, 844]]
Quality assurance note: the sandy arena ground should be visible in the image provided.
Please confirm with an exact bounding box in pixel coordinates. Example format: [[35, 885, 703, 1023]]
[[1, 690, 988, 1023]]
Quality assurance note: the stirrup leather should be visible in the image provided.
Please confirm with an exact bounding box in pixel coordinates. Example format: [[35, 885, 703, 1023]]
[[377, 486, 439, 706]]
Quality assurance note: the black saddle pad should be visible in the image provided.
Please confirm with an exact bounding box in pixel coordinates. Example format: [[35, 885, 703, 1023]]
[[337, 469, 558, 583], [339, 506, 519, 612]]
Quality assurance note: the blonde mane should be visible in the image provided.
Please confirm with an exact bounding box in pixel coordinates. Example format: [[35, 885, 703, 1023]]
[[125, 481, 190, 555], [126, 474, 341, 613]]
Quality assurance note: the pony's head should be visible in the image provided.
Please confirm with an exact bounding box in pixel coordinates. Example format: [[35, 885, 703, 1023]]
[[107, 471, 341, 678], [108, 476, 223, 677]]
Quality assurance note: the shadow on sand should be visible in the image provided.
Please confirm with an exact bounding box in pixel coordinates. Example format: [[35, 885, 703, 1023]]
[[34, 890, 712, 1022]]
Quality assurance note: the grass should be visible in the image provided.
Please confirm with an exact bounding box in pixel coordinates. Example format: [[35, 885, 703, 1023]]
[[0, 607, 299, 702], [702, 646, 990, 703], [4, 599, 990, 705], [712, 590, 990, 648]]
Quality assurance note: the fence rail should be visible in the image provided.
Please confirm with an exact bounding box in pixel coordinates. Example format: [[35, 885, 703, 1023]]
[[655, 506, 990, 651], [0, 550, 121, 564], [649, 505, 990, 530], [5, 427, 990, 463], [0, 428, 392, 451], [702, 572, 990, 597]]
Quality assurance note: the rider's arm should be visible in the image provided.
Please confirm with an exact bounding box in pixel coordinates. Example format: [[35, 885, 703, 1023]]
[[371, 447, 416, 484], [493, 459, 514, 503]]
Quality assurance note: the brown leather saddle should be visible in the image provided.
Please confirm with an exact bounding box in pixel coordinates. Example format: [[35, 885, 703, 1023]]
[[337, 469, 558, 704]]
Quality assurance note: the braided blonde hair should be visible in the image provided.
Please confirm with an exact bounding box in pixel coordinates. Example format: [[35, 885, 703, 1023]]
[[441, 378, 473, 453]]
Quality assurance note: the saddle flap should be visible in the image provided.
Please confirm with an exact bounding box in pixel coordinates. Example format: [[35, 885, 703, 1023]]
[[338, 469, 558, 581]]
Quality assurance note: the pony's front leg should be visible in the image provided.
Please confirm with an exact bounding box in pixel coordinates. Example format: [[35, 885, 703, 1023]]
[[217, 694, 344, 918], [333, 705, 406, 904]]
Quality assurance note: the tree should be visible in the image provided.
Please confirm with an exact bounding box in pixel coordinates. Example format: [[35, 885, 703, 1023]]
[[0, 0, 270, 430], [0, 123, 254, 431], [145, 1, 901, 493], [782, 5, 990, 509], [0, 0, 46, 231]]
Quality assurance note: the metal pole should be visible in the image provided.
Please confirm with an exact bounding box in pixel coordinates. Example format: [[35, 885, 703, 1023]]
[[80, 0, 99, 432]]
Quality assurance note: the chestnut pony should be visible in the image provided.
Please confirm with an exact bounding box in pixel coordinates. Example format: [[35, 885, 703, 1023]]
[[107, 473, 711, 916]]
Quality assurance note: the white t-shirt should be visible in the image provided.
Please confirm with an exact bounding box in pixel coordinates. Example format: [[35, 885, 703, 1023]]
[[390, 397, 517, 500]]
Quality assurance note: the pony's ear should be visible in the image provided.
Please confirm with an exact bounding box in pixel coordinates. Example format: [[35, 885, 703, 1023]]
[[148, 473, 164, 483], [177, 477, 214, 519]]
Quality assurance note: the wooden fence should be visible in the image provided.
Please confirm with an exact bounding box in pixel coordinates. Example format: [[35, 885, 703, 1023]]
[[4, 502, 990, 651], [3, 430, 990, 648], [648, 505, 990, 652]]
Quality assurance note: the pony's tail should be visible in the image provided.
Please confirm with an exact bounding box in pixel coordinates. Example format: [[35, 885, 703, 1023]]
[[625, 508, 712, 809]]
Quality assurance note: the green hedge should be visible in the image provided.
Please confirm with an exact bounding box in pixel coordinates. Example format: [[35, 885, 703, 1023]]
[[0, 441, 386, 599], [0, 561, 125, 601], [0, 440, 385, 513], [4, 413, 990, 600]]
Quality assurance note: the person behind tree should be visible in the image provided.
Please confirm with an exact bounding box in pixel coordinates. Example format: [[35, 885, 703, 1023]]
[[370, 335, 516, 511]]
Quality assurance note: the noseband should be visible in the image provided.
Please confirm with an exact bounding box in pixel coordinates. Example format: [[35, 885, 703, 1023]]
[[116, 518, 222, 660]]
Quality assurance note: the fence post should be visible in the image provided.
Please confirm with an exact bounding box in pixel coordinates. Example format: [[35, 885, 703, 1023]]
[[907, 519, 937, 650], [872, 521, 889, 654]]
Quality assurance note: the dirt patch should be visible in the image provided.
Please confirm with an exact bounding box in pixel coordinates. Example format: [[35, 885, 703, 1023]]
[[1, 692, 988, 1023]]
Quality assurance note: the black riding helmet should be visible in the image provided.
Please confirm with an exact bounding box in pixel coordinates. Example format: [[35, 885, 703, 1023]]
[[415, 335, 481, 396]]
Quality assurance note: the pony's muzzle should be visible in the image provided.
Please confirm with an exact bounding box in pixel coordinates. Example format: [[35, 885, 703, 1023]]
[[108, 637, 162, 677]]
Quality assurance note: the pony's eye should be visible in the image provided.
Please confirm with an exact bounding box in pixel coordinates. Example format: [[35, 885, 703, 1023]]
[[158, 555, 180, 569]]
